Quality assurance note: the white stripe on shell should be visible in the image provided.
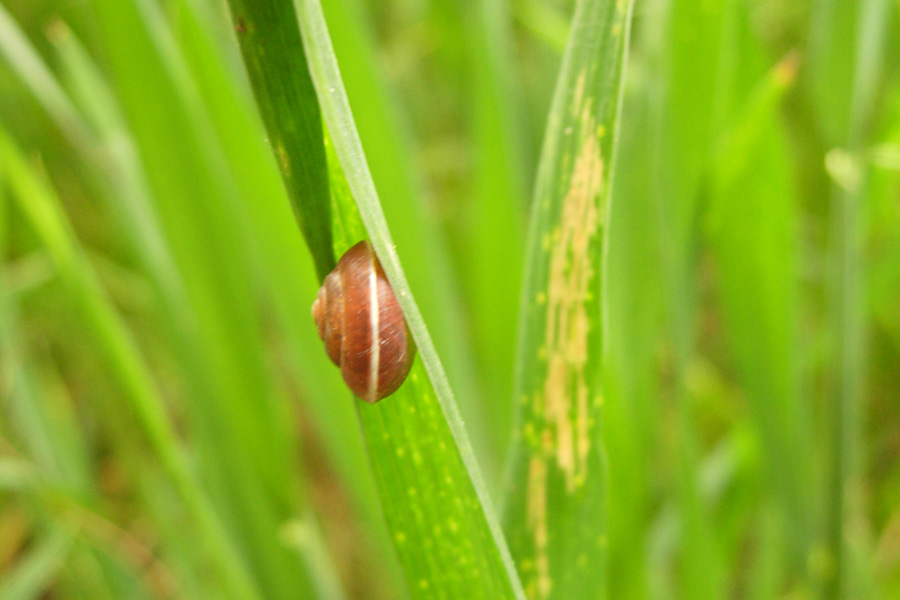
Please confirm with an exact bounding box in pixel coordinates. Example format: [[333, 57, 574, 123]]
[[367, 245, 380, 402]]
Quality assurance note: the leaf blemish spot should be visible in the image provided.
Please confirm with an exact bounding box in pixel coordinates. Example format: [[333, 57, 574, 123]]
[[540, 70, 605, 490], [275, 142, 290, 176]]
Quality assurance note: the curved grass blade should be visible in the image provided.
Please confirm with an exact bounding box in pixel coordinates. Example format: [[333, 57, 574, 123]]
[[81, 0, 338, 593], [501, 0, 634, 598], [224, 0, 333, 281], [166, 5, 399, 595], [293, 1, 526, 598], [320, 0, 492, 479], [0, 127, 262, 600]]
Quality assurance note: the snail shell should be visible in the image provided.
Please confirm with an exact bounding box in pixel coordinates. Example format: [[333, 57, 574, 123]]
[[311, 241, 415, 403]]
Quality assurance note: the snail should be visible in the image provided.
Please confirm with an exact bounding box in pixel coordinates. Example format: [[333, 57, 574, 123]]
[[312, 241, 415, 403]]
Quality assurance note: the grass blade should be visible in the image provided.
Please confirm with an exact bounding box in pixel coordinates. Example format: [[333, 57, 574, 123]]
[[0, 532, 71, 600], [646, 0, 732, 594], [0, 6, 91, 148], [169, 1, 394, 586], [224, 0, 333, 280], [810, 0, 893, 596], [708, 47, 811, 588], [292, 0, 526, 597], [603, 60, 663, 600], [501, 1, 634, 598], [81, 0, 338, 593], [0, 127, 261, 600], [457, 0, 527, 453], [321, 0, 493, 476]]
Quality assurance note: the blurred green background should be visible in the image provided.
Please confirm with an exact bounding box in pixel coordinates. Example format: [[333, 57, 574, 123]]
[[1, 0, 898, 598]]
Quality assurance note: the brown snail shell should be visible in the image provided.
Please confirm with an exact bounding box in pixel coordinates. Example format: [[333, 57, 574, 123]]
[[311, 241, 415, 403]]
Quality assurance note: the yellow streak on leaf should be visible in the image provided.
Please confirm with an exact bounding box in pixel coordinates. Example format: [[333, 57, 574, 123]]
[[275, 141, 290, 176], [573, 71, 587, 113], [541, 74, 605, 491], [526, 456, 551, 599]]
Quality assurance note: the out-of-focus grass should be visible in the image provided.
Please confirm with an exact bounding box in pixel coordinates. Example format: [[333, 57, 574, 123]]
[[1, 0, 899, 598]]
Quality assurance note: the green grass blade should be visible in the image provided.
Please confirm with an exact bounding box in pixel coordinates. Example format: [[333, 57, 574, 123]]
[[809, 0, 861, 146], [0, 5, 91, 148], [321, 0, 492, 477], [49, 21, 340, 595], [81, 0, 334, 593], [810, 0, 893, 596], [501, 1, 634, 598], [603, 63, 664, 600], [3, 0, 898, 598], [456, 0, 527, 452], [293, 0, 526, 597], [708, 42, 813, 586], [0, 128, 261, 600], [223, 0, 333, 281], [0, 13, 188, 332], [47, 22, 181, 291], [167, 3, 397, 595], [0, 532, 71, 600], [747, 506, 789, 600], [514, 0, 570, 54], [1, 154, 123, 600], [646, 0, 732, 594], [0, 291, 93, 497]]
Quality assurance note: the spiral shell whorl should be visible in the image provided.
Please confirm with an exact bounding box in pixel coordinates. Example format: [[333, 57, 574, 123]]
[[311, 241, 414, 403]]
